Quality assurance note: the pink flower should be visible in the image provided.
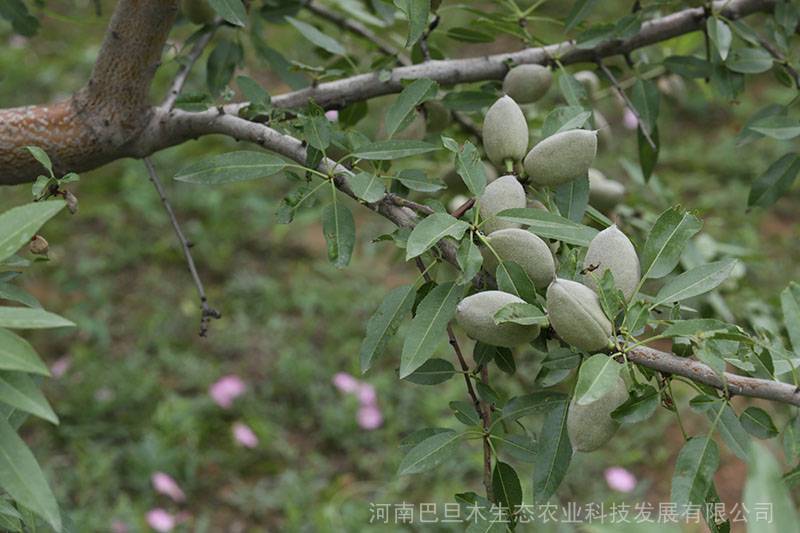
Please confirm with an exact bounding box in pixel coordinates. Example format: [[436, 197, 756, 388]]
[[145, 509, 175, 532], [357, 404, 383, 430], [232, 422, 259, 448], [623, 107, 639, 130], [605, 466, 637, 493], [151, 471, 186, 503], [50, 356, 71, 379], [325, 110, 339, 122], [208, 375, 246, 409], [332, 372, 360, 394], [357, 383, 377, 406]]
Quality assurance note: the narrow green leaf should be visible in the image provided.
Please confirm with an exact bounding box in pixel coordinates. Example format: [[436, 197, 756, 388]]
[[206, 39, 242, 95], [493, 302, 547, 326], [0, 308, 73, 330], [385, 79, 437, 138], [707, 18, 732, 61], [398, 429, 461, 475], [630, 79, 660, 135], [286, 16, 346, 55], [555, 175, 589, 223], [0, 372, 57, 424], [708, 401, 751, 461], [740, 407, 779, 439], [396, 169, 445, 192], [321, 203, 356, 268], [402, 0, 430, 47], [492, 461, 522, 512], [496, 208, 598, 246], [455, 141, 487, 196], [456, 236, 483, 285], [399, 282, 465, 378], [611, 384, 659, 424], [0, 329, 48, 375], [347, 172, 385, 203], [651, 259, 737, 308], [23, 147, 52, 176], [208, 0, 247, 26], [558, 72, 587, 106], [0, 417, 60, 530], [744, 442, 799, 533], [574, 354, 623, 406], [726, 47, 773, 73], [541, 106, 592, 138], [352, 140, 438, 160], [533, 400, 572, 502], [405, 213, 469, 260], [495, 392, 567, 427], [360, 284, 416, 372], [638, 123, 659, 180], [0, 283, 40, 309], [671, 436, 720, 509], [749, 116, 800, 140], [748, 153, 800, 208], [0, 201, 65, 264], [303, 115, 332, 151], [403, 358, 455, 385], [174, 151, 286, 184], [640, 206, 703, 280], [565, 0, 599, 31], [781, 282, 800, 355]]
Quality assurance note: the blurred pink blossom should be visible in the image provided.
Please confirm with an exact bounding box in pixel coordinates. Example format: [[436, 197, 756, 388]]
[[145, 509, 175, 532], [151, 471, 186, 503], [332, 372, 359, 394], [357, 404, 383, 430], [623, 108, 638, 130], [357, 383, 377, 406], [232, 422, 259, 448], [209, 375, 246, 409], [605, 466, 637, 492], [50, 356, 71, 379], [325, 110, 339, 122]]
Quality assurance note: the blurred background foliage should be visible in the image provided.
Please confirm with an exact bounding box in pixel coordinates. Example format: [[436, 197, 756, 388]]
[[1, 0, 799, 530]]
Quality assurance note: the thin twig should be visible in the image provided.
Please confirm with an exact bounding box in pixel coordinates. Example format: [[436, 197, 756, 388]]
[[143, 158, 221, 336], [414, 258, 494, 502], [755, 33, 800, 89], [161, 21, 223, 110], [451, 198, 476, 219], [596, 59, 657, 150], [419, 15, 441, 62]]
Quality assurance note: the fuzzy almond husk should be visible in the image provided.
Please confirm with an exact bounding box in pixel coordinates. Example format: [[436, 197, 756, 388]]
[[583, 225, 640, 300], [483, 96, 529, 166], [523, 129, 597, 187], [455, 290, 541, 347], [546, 278, 612, 352], [502, 65, 552, 104], [567, 374, 628, 452], [479, 175, 526, 234], [483, 228, 555, 288]]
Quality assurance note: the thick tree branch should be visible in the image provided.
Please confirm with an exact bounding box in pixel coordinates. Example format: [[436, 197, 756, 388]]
[[0, 0, 178, 184]]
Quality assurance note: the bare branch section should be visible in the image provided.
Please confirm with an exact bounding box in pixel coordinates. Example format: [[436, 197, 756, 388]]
[[162, 21, 224, 110], [0, 0, 179, 184], [143, 158, 221, 337], [628, 346, 800, 407]]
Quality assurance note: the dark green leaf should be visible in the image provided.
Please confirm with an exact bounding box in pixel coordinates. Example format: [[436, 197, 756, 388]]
[[206, 40, 242, 95], [781, 282, 800, 355], [401, 0, 430, 47], [748, 153, 800, 208], [360, 284, 416, 372], [565, 0, 599, 31], [651, 259, 737, 308], [630, 79, 660, 135], [0, 308, 73, 330], [707, 18, 732, 61], [671, 436, 720, 509], [0, 372, 56, 424], [740, 407, 779, 439], [492, 461, 522, 512], [558, 72, 587, 106], [611, 384, 659, 424], [493, 302, 547, 326], [533, 400, 572, 502], [209, 0, 247, 26], [455, 141, 486, 196], [399, 282, 465, 377], [708, 401, 751, 460], [726, 47, 773, 73], [347, 172, 385, 203], [574, 354, 623, 406], [406, 213, 469, 260], [385, 79, 437, 138], [286, 16, 346, 55], [541, 106, 592, 138], [403, 358, 455, 385], [637, 124, 659, 181], [0, 329, 48, 375], [496, 208, 598, 246], [640, 206, 703, 280], [0, 201, 64, 264], [495, 261, 537, 303], [555, 175, 589, 223], [396, 169, 445, 192], [456, 236, 483, 285], [749, 116, 800, 140], [0, 0, 39, 36], [321, 203, 356, 268]]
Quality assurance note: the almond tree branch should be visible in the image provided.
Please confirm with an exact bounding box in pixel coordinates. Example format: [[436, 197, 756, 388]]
[[143, 158, 221, 336], [596, 59, 657, 149], [0, 0, 772, 185]]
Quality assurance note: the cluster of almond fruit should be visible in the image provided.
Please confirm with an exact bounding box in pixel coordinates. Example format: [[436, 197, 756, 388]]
[[453, 64, 639, 451]]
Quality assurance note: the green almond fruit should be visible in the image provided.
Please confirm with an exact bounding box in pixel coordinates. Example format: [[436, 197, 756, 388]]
[[583, 225, 640, 300], [523, 129, 597, 187], [479, 175, 526, 234], [483, 228, 555, 288], [502, 64, 552, 104], [546, 278, 613, 352], [483, 96, 529, 167], [455, 291, 541, 347], [567, 374, 628, 452], [588, 168, 625, 211]]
